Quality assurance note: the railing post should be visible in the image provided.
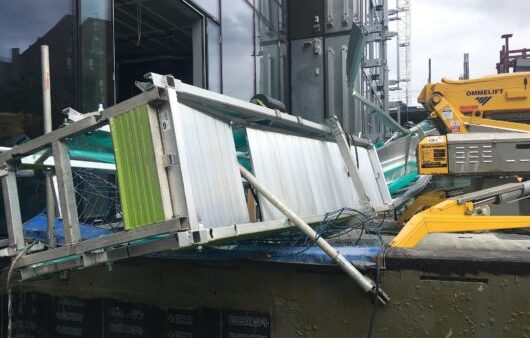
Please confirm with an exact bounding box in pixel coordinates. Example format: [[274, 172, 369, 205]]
[[52, 141, 80, 244], [1, 167, 25, 250]]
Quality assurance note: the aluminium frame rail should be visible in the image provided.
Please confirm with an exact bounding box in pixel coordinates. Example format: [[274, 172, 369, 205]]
[[1, 74, 389, 283]]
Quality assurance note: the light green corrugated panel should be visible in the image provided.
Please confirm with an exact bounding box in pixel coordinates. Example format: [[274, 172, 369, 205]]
[[346, 21, 366, 87], [110, 105, 165, 230]]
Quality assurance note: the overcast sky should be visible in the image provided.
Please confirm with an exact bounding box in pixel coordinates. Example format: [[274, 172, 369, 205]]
[[389, 0, 530, 106]]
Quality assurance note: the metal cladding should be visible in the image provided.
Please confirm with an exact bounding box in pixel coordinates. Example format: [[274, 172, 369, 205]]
[[170, 103, 250, 229], [247, 128, 390, 220], [355, 146, 391, 207], [111, 105, 168, 230]]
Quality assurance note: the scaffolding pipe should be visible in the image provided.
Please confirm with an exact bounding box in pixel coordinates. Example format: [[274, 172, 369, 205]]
[[41, 45, 56, 248], [239, 165, 390, 305]]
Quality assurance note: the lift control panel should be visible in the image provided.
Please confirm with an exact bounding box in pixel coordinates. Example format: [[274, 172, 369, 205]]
[[418, 136, 449, 175]]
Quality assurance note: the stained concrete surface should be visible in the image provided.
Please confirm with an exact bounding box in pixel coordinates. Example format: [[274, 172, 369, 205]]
[[6, 256, 530, 337]]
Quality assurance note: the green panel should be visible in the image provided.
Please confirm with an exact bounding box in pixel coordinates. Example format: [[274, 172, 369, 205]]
[[67, 130, 116, 164], [346, 21, 366, 87], [110, 105, 165, 230]]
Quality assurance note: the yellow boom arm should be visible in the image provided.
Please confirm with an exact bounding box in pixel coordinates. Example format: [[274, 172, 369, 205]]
[[419, 72, 530, 133], [391, 182, 530, 248]]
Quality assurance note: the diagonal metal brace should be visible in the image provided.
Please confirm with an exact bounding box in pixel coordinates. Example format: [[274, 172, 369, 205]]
[[327, 115, 373, 212], [240, 165, 390, 305]]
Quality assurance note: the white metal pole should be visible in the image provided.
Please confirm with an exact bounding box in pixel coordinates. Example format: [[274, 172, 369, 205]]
[[239, 165, 389, 304], [41, 45, 56, 248]]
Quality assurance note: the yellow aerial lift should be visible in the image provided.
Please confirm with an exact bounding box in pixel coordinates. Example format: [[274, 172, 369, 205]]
[[419, 72, 530, 133], [391, 72, 530, 248], [391, 181, 530, 248]]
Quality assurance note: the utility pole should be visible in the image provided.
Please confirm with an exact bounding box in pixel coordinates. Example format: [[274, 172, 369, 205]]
[[463, 53, 470, 80], [427, 58, 431, 83], [41, 45, 56, 248]]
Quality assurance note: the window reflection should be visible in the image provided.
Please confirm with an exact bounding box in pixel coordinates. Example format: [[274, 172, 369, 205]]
[[0, 0, 75, 144], [192, 0, 219, 20], [80, 0, 114, 113], [221, 0, 254, 100], [207, 20, 221, 93], [255, 0, 287, 100]]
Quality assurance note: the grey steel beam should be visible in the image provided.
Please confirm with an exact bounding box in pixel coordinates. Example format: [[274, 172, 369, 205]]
[[148, 73, 374, 146], [165, 75, 331, 137], [352, 91, 409, 134], [0, 116, 98, 163], [0, 89, 163, 164], [18, 213, 358, 281], [99, 87, 165, 121], [1, 169, 25, 250], [16, 212, 334, 276], [456, 182, 529, 204], [52, 141, 80, 244], [239, 164, 389, 305], [19, 231, 190, 280], [327, 116, 373, 211], [15, 219, 183, 268]]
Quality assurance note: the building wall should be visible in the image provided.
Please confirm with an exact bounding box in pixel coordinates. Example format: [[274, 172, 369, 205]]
[[0, 0, 390, 142], [5, 258, 530, 337]]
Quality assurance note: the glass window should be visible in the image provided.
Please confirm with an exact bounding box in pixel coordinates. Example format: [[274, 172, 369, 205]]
[[192, 0, 219, 20], [0, 0, 76, 143], [255, 0, 288, 101], [207, 20, 221, 93], [221, 0, 255, 100], [256, 0, 287, 35], [80, 0, 114, 113], [256, 31, 279, 99]]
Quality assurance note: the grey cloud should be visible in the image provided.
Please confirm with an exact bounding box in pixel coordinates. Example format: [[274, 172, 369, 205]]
[[407, 0, 529, 105]]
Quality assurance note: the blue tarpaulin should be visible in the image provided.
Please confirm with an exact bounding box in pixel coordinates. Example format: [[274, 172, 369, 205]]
[[156, 245, 381, 266], [24, 214, 113, 246], [23, 215, 379, 267]]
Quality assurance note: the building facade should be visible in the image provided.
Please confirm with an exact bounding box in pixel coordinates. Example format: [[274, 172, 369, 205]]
[[0, 0, 392, 144]]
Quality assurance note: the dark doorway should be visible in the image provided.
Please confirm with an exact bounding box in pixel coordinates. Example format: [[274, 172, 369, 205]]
[[114, 0, 203, 102]]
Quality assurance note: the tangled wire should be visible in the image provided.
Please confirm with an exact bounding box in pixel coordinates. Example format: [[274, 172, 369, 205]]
[[220, 207, 387, 255]]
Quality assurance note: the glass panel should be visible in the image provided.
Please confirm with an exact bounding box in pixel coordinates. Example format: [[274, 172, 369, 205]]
[[80, 0, 114, 113], [114, 0, 198, 101], [221, 0, 254, 100], [192, 0, 219, 20], [0, 0, 76, 143], [256, 0, 284, 34], [207, 20, 221, 93], [256, 15, 278, 98], [255, 0, 288, 100]]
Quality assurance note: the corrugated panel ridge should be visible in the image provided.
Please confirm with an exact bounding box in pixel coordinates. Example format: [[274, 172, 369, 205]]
[[111, 105, 165, 230]]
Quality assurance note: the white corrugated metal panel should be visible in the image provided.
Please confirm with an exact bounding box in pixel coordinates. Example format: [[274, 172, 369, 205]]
[[247, 128, 363, 221], [355, 147, 385, 207], [172, 104, 250, 228], [350, 147, 392, 208]]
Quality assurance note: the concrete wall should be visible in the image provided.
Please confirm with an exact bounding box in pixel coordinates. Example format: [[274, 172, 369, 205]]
[[5, 257, 530, 337]]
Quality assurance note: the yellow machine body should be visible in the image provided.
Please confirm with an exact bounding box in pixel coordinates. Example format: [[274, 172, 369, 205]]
[[417, 136, 448, 175], [396, 190, 448, 227], [392, 74, 530, 249], [419, 72, 530, 133], [391, 199, 530, 248]]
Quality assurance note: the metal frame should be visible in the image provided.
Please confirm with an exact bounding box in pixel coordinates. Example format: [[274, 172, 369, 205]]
[[328, 115, 371, 210], [2, 73, 391, 282], [390, 181, 530, 248]]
